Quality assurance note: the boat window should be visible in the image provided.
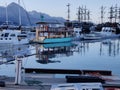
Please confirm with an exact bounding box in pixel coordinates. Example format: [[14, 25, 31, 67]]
[[75, 31, 78, 33], [5, 33, 9, 37], [79, 32, 81, 34], [82, 89, 100, 90], [10, 34, 16, 37], [112, 30, 115, 32], [9, 38, 11, 40], [1, 34, 4, 37], [5, 38, 7, 40], [92, 89, 100, 90], [0, 38, 3, 40]]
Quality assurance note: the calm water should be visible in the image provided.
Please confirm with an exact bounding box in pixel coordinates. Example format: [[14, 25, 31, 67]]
[[0, 38, 120, 77]]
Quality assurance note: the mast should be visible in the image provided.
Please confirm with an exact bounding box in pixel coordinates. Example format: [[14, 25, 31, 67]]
[[81, 6, 84, 22], [77, 6, 81, 22], [66, 3, 70, 21], [6, 3, 8, 25], [87, 10, 90, 22], [84, 6, 87, 22], [114, 4, 117, 23], [109, 6, 114, 23], [18, 0, 21, 26], [100, 6, 105, 23], [119, 8, 120, 22]]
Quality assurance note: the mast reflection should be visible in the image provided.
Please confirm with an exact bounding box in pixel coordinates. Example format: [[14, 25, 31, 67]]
[[73, 39, 120, 57]]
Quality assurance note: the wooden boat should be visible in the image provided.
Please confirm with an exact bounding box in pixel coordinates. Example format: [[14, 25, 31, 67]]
[[30, 22, 73, 44]]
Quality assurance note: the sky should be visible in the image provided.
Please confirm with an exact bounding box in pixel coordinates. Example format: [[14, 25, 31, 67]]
[[0, 0, 120, 23]]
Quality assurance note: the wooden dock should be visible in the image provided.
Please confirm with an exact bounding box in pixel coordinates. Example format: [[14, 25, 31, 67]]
[[25, 68, 112, 76]]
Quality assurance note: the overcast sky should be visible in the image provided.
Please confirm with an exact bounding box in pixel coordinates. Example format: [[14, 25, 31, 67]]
[[0, 0, 120, 23]]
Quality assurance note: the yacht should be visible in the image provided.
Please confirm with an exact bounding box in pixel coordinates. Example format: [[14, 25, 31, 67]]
[[83, 23, 120, 40], [83, 33, 102, 40], [51, 83, 104, 90], [0, 29, 29, 45], [94, 22, 120, 39]]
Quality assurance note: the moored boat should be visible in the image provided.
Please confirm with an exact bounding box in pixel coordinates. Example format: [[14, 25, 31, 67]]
[[73, 27, 84, 40], [0, 29, 29, 45], [83, 33, 102, 40], [30, 22, 73, 44], [51, 83, 104, 90], [94, 22, 120, 39]]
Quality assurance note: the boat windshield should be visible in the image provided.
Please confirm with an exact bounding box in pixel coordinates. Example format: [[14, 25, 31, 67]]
[[4, 33, 9, 37], [10, 34, 16, 37]]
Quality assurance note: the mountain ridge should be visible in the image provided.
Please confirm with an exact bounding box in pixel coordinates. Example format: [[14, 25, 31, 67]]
[[0, 2, 65, 26]]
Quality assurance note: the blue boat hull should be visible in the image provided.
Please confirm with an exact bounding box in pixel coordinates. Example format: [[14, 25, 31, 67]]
[[43, 42, 74, 48], [43, 37, 72, 44]]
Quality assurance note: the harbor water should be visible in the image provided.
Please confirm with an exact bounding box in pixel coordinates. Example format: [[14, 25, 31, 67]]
[[0, 38, 120, 77]]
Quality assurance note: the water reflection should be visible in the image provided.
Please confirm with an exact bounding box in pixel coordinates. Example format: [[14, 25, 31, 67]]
[[34, 42, 76, 64], [0, 44, 30, 64], [73, 39, 120, 57], [33, 38, 120, 65], [100, 39, 120, 56]]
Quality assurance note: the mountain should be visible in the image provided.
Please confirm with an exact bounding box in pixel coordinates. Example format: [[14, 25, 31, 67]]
[[0, 2, 65, 26]]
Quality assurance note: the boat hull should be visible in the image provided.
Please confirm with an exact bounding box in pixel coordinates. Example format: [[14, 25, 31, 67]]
[[0, 39, 29, 45], [31, 37, 73, 44], [43, 42, 74, 48]]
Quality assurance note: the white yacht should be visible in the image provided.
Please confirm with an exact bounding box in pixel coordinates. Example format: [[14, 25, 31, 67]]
[[100, 27, 119, 37], [83, 33, 102, 40], [51, 83, 103, 90], [83, 25, 120, 40], [0, 29, 29, 45], [94, 23, 120, 39]]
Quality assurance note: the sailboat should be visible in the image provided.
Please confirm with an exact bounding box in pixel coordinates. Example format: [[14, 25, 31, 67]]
[[0, 0, 29, 45]]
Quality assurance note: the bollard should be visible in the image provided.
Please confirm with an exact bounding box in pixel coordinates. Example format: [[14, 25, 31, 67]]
[[0, 81, 5, 87], [15, 56, 23, 85]]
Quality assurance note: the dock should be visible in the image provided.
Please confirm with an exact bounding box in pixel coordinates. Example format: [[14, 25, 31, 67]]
[[0, 76, 120, 90], [25, 68, 112, 76], [0, 68, 120, 90]]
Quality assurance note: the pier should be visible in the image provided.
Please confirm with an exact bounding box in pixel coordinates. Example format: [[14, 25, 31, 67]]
[[25, 68, 112, 76]]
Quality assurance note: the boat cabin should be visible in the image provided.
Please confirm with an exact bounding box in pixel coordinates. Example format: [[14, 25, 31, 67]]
[[31, 21, 73, 43]]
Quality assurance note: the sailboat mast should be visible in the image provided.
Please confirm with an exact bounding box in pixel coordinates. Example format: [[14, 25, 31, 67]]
[[18, 0, 21, 26], [67, 3, 70, 21], [6, 3, 8, 25]]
